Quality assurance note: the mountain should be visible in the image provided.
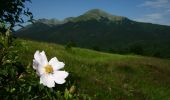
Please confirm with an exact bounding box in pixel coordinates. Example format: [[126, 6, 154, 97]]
[[64, 9, 129, 22], [16, 9, 170, 58]]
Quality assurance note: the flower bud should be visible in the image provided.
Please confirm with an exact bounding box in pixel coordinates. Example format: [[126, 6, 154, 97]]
[[69, 85, 76, 94]]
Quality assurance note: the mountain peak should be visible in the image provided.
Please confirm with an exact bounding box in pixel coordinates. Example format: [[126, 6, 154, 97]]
[[84, 9, 108, 15], [84, 9, 114, 19], [71, 9, 129, 22]]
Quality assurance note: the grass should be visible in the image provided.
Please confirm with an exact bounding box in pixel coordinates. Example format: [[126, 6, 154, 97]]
[[16, 39, 170, 100]]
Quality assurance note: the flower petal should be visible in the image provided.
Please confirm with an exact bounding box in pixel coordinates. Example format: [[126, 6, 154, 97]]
[[37, 66, 45, 76], [33, 59, 38, 69], [34, 50, 41, 64], [53, 71, 69, 84], [40, 51, 48, 66], [34, 50, 48, 67], [54, 78, 66, 84], [40, 74, 55, 88], [49, 57, 65, 70]]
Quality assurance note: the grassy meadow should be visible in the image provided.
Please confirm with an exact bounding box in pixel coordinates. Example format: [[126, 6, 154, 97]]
[[14, 39, 170, 100]]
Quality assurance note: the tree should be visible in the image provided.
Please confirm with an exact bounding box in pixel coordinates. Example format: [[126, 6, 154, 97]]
[[0, 0, 34, 98], [0, 0, 33, 63], [0, 0, 33, 30], [129, 44, 144, 55]]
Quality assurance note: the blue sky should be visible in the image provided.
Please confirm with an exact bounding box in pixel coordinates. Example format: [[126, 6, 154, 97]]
[[26, 0, 170, 25]]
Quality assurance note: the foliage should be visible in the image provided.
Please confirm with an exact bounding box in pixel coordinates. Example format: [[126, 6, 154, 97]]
[[0, 39, 89, 99], [0, 0, 33, 29], [92, 46, 100, 51], [0, 0, 33, 63], [65, 41, 77, 50], [128, 43, 144, 55], [0, 0, 86, 99]]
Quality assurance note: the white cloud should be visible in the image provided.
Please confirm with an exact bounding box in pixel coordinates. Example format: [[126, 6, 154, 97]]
[[135, 12, 170, 25], [166, 9, 170, 12], [139, 0, 170, 8], [145, 13, 163, 20], [136, 13, 163, 22], [136, 0, 170, 25]]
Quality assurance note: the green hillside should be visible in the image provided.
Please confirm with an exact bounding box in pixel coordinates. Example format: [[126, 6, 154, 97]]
[[17, 9, 170, 58], [17, 39, 170, 100]]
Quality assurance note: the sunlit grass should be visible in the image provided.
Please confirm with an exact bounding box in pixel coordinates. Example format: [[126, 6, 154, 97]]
[[16, 39, 170, 100]]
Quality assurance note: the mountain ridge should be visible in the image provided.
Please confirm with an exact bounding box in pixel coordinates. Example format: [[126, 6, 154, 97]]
[[32, 9, 130, 25], [17, 9, 170, 58]]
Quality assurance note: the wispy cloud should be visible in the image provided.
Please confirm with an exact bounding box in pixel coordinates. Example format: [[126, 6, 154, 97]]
[[139, 0, 170, 8], [166, 9, 170, 12], [136, 12, 170, 25], [136, 0, 170, 25], [136, 13, 163, 23], [144, 13, 163, 21]]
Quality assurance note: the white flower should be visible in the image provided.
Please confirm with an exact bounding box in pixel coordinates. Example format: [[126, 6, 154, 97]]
[[33, 50, 69, 88]]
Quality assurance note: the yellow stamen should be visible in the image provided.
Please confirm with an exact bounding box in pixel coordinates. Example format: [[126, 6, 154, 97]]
[[44, 65, 53, 73]]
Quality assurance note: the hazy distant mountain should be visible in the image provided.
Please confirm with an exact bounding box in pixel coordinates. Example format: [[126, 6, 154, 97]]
[[17, 9, 170, 58], [36, 18, 63, 25]]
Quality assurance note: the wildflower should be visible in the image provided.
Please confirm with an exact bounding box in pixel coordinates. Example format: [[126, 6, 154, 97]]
[[33, 51, 68, 88]]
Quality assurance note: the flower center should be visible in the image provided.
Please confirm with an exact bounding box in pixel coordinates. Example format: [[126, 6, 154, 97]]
[[44, 65, 53, 74]]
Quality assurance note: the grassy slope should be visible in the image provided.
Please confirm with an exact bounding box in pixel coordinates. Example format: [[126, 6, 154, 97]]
[[17, 39, 170, 100]]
